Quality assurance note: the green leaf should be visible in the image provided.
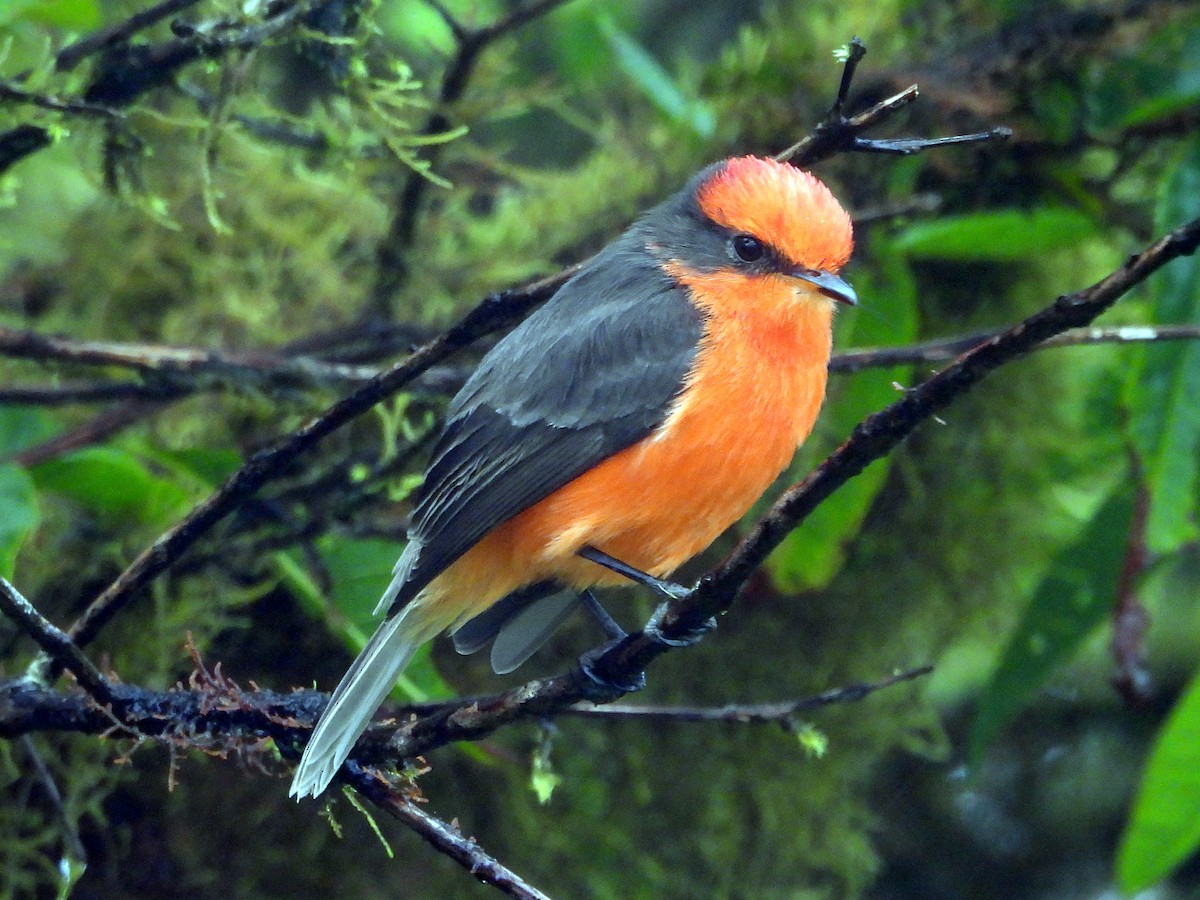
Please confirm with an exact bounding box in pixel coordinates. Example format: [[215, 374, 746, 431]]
[[0, 144, 100, 272], [1124, 143, 1200, 554], [597, 14, 715, 138], [0, 0, 42, 25], [285, 537, 454, 702], [318, 536, 407, 634], [969, 491, 1134, 761], [31, 447, 191, 525], [0, 464, 38, 578], [153, 447, 243, 488], [1118, 666, 1200, 891], [9, 0, 101, 28], [1088, 27, 1200, 131], [0, 406, 60, 458], [768, 246, 918, 591], [893, 208, 1097, 261]]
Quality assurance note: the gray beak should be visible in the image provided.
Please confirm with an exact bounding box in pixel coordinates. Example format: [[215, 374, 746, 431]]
[[791, 268, 857, 306]]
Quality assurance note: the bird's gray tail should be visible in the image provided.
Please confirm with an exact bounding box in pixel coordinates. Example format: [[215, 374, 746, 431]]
[[289, 593, 453, 800]]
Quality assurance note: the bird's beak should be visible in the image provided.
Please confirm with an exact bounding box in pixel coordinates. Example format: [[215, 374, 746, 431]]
[[790, 268, 857, 306]]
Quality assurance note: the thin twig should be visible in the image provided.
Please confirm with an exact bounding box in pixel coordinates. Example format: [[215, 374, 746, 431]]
[[20, 735, 89, 865], [829, 324, 1200, 373], [177, 81, 331, 150], [344, 762, 553, 900], [9, 402, 167, 467], [55, 0, 206, 71], [775, 41, 1010, 167], [84, 1, 311, 105], [1112, 430, 1152, 705], [562, 665, 933, 724], [851, 192, 942, 224], [7, 323, 1199, 406], [0, 83, 124, 120], [0, 579, 117, 707]]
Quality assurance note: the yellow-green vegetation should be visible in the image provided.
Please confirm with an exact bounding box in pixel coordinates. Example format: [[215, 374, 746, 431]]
[[2, 0, 1200, 898]]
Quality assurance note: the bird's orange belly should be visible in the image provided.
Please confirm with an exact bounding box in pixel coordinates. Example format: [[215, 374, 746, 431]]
[[435, 318, 831, 612]]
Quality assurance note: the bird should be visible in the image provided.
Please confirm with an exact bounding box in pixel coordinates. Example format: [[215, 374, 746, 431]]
[[290, 155, 855, 799]]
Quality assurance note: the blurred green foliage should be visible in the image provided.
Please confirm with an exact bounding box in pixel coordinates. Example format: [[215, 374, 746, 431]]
[[1119, 667, 1200, 892], [1, 0, 1199, 898]]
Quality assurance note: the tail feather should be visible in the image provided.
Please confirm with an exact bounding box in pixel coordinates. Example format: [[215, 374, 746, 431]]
[[289, 599, 450, 800], [373, 540, 422, 617]]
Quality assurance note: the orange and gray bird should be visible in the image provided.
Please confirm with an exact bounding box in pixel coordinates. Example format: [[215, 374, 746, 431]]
[[290, 155, 855, 799]]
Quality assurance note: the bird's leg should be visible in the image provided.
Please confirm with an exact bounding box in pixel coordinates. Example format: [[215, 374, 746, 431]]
[[577, 546, 691, 601], [579, 588, 626, 641]]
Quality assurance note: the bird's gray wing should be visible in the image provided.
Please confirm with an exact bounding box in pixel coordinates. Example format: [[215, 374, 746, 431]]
[[385, 232, 704, 614]]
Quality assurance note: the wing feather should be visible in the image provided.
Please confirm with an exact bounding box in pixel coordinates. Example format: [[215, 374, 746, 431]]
[[387, 228, 704, 612]]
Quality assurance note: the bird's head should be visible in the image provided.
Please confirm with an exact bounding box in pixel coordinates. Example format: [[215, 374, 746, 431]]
[[649, 155, 856, 306]]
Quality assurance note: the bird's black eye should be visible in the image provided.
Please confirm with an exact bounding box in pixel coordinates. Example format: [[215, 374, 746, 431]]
[[731, 233, 766, 263]]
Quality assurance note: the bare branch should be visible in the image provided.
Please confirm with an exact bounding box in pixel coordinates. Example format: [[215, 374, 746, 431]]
[[55, 0, 205, 71], [11, 314, 1198, 410], [343, 762, 553, 900], [0, 83, 124, 120], [0, 579, 117, 707], [19, 736, 89, 867], [0, 324, 380, 387], [0, 382, 172, 405], [775, 40, 1010, 167], [562, 665, 933, 724], [0, 0, 320, 175]]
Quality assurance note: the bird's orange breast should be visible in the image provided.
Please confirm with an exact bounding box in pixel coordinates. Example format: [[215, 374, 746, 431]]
[[426, 267, 835, 617]]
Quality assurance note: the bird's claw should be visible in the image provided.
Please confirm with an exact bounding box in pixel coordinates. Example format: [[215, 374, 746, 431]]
[[576, 640, 646, 699], [644, 608, 716, 648], [652, 580, 691, 601]]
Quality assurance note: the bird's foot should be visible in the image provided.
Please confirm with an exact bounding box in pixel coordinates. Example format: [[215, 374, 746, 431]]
[[575, 639, 646, 700], [643, 605, 717, 648]]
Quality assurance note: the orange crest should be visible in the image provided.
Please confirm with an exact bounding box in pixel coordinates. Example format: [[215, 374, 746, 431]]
[[696, 156, 853, 272]]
